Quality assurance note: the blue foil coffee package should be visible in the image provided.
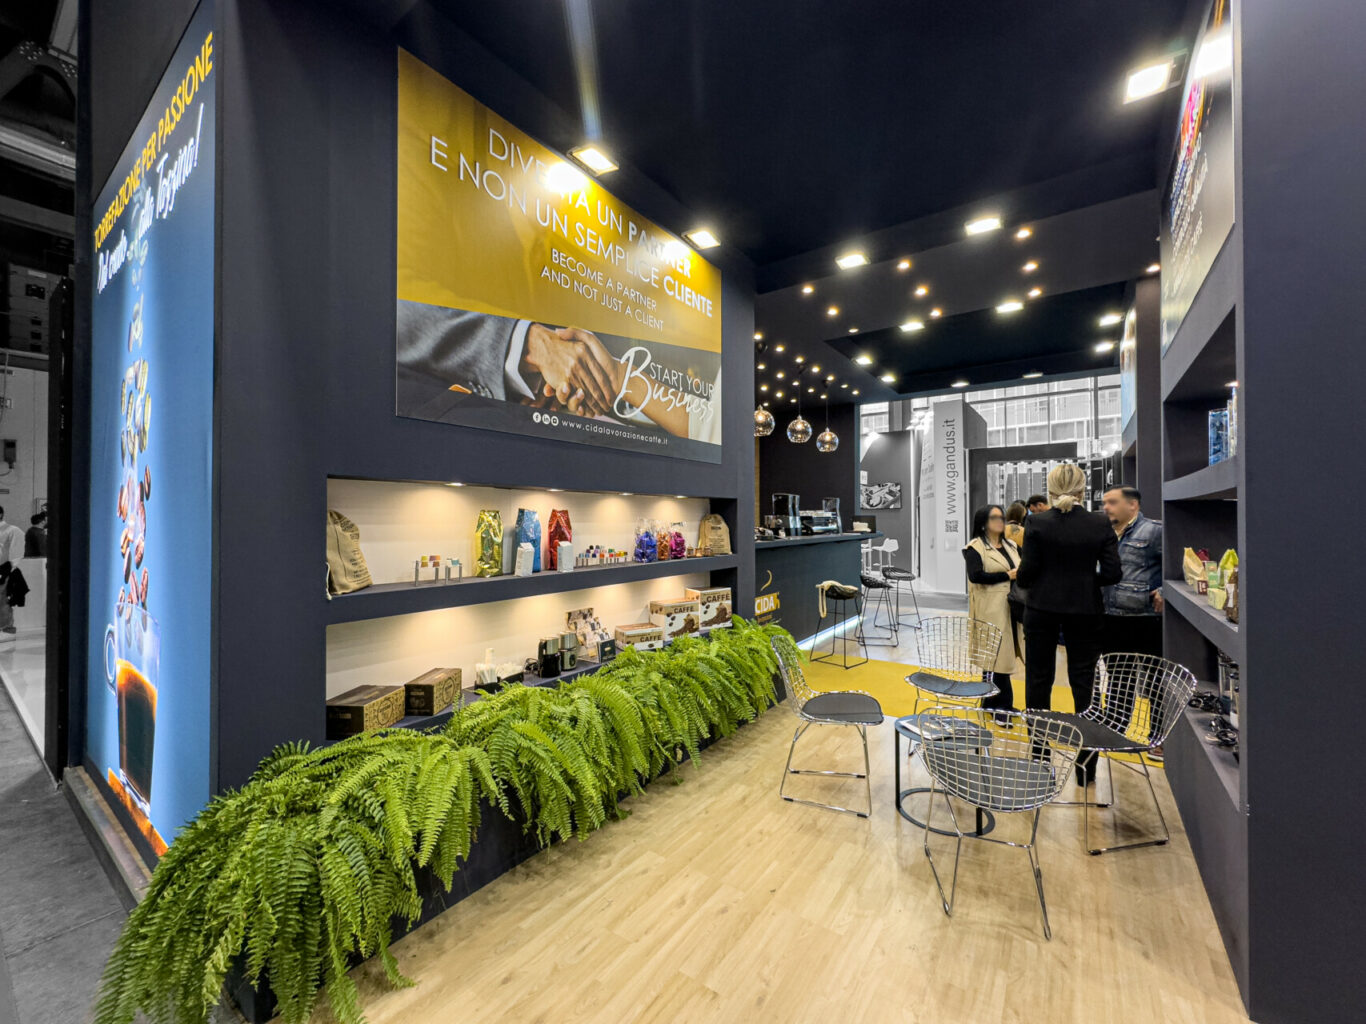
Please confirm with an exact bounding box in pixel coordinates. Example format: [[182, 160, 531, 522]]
[[515, 508, 542, 572]]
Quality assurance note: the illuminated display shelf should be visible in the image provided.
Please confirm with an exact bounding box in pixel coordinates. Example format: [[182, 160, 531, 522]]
[[325, 553, 738, 624]]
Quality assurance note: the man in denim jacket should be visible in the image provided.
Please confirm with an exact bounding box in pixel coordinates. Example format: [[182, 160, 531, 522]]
[[1101, 486, 1166, 755]]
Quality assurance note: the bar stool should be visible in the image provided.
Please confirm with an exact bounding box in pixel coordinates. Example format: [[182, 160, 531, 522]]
[[858, 571, 898, 647], [882, 565, 923, 631], [810, 581, 869, 669]]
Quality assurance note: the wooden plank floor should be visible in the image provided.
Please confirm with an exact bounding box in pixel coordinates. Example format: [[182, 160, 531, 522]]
[[338, 691, 1249, 1024]]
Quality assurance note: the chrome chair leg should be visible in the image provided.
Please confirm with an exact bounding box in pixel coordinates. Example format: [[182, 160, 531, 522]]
[[1026, 809, 1052, 940], [1053, 750, 1114, 809], [1086, 756, 1171, 855], [922, 777, 962, 918], [780, 721, 873, 818]]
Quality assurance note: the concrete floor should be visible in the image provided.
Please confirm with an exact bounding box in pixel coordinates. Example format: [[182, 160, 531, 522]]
[[0, 682, 126, 1024]]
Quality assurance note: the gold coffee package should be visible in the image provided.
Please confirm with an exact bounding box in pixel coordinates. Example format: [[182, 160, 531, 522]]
[[474, 509, 504, 577]]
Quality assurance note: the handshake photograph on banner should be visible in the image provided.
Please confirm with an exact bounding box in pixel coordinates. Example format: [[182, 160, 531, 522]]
[[396, 300, 720, 444]]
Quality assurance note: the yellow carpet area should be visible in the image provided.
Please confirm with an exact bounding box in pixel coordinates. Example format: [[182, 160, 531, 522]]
[[802, 655, 1160, 767]]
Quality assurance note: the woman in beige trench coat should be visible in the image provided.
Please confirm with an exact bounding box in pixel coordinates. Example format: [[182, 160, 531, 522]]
[[963, 504, 1020, 712]]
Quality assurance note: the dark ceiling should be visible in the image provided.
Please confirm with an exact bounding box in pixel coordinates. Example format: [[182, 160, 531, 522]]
[[429, 0, 1192, 268]]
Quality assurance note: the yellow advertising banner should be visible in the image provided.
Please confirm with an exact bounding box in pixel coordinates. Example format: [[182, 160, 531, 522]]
[[396, 49, 724, 461], [397, 49, 721, 354]]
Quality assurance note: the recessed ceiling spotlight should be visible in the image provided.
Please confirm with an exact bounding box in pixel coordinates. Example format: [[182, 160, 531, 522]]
[[1094, 340, 1116, 354], [855, 354, 873, 366], [996, 300, 1024, 314], [775, 390, 784, 398], [775, 371, 785, 379], [1027, 287, 1043, 299], [792, 396, 798, 402], [914, 284, 929, 297], [685, 227, 720, 249], [1098, 312, 1123, 327], [929, 308, 942, 318], [899, 320, 925, 332], [795, 355, 805, 364], [840, 382, 849, 388], [897, 259, 911, 271], [836, 251, 868, 269], [1146, 263, 1161, 274], [848, 327, 859, 334], [1022, 371, 1044, 379], [880, 373, 896, 383], [754, 331, 763, 341], [820, 393, 828, 400], [568, 144, 618, 174], [951, 379, 970, 388], [826, 306, 839, 317], [852, 389, 860, 396], [756, 362, 766, 370], [807, 386, 816, 393], [811, 364, 821, 372], [826, 374, 836, 381], [965, 215, 1002, 235], [774, 344, 785, 352], [801, 284, 814, 294], [1022, 260, 1038, 273], [1125, 60, 1173, 103], [1015, 227, 1032, 240], [759, 384, 768, 391]]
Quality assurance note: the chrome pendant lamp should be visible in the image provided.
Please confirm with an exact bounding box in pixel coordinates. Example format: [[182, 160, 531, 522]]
[[816, 391, 839, 452], [754, 403, 775, 437], [787, 391, 812, 444]]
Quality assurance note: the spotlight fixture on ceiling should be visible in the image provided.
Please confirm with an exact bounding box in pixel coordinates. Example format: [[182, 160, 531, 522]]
[[848, 327, 859, 334], [826, 374, 836, 381], [568, 144, 618, 174], [1022, 371, 1044, 379], [996, 300, 1024, 314], [1098, 312, 1123, 327], [965, 215, 1002, 236], [836, 251, 868, 269], [852, 389, 860, 396], [684, 227, 720, 249], [801, 284, 814, 294], [929, 308, 942, 319], [795, 356, 805, 364], [899, 320, 925, 333], [757, 362, 766, 370], [1015, 227, 1032, 240], [840, 382, 849, 388], [897, 259, 911, 271], [775, 371, 785, 379], [914, 284, 929, 297], [826, 306, 839, 317], [855, 354, 873, 366], [811, 364, 821, 372], [1124, 60, 1173, 102], [880, 373, 896, 383], [775, 390, 784, 398], [951, 379, 969, 388], [759, 384, 769, 392], [1022, 261, 1038, 273], [754, 331, 763, 341], [1094, 340, 1116, 354], [807, 386, 815, 393], [1146, 263, 1161, 274], [775, 344, 785, 352], [1027, 287, 1043, 299]]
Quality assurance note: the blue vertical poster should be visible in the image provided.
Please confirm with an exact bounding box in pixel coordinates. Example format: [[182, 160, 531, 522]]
[[87, 1, 215, 854]]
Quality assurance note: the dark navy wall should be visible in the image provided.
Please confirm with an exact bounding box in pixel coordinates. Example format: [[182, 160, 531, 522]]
[[214, 0, 755, 787], [757, 403, 857, 529]]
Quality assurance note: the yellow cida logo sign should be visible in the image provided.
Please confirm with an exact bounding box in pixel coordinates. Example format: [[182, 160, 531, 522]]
[[755, 570, 779, 617]]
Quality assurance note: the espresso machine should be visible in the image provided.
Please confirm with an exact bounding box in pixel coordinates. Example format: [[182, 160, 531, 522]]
[[537, 635, 561, 678], [558, 631, 579, 672], [771, 493, 801, 537]]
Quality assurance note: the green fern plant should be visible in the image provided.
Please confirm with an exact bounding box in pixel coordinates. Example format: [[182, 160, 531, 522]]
[[94, 620, 791, 1024]]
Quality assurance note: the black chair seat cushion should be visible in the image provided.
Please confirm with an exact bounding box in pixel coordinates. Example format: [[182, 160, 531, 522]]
[[922, 751, 1058, 812], [803, 691, 884, 725], [860, 573, 891, 590], [907, 671, 996, 699], [882, 567, 916, 582], [822, 583, 860, 601], [1030, 710, 1149, 753]]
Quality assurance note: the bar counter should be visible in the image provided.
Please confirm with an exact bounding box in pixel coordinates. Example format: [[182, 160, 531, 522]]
[[754, 532, 882, 641]]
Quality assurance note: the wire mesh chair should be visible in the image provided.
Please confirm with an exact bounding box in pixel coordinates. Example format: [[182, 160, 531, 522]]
[[774, 637, 884, 818], [1034, 652, 1197, 854], [906, 616, 1004, 714], [918, 706, 1083, 940]]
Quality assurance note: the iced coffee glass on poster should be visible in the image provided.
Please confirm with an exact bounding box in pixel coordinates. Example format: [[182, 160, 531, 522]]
[[105, 603, 161, 813]]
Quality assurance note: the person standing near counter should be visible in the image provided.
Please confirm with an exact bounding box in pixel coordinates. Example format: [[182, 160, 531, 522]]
[[963, 505, 1020, 712], [1017, 465, 1122, 784]]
